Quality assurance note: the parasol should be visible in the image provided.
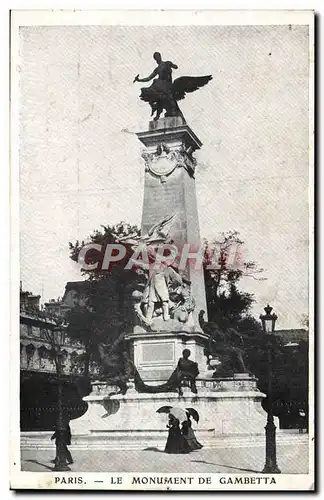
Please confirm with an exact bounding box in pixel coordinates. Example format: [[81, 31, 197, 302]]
[[156, 406, 199, 424], [185, 408, 199, 423]]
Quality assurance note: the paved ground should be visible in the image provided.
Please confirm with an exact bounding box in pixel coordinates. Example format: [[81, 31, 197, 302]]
[[21, 440, 309, 474]]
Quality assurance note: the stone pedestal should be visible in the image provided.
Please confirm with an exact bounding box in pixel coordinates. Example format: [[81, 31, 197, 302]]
[[70, 376, 272, 449], [126, 330, 209, 382]]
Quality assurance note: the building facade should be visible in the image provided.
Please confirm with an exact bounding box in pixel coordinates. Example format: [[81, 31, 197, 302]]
[[20, 285, 89, 431]]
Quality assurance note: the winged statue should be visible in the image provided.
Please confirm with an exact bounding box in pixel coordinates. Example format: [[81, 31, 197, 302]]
[[117, 213, 177, 247], [133, 52, 212, 122]]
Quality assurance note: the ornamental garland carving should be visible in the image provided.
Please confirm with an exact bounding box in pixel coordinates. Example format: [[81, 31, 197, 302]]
[[141, 142, 196, 182]]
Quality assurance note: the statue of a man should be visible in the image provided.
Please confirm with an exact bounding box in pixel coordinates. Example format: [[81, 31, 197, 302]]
[[134, 52, 179, 120], [143, 264, 184, 323], [176, 349, 199, 396], [121, 214, 195, 327], [133, 254, 183, 325], [133, 52, 178, 85]]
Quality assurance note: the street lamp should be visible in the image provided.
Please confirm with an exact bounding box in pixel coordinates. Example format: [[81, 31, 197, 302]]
[[260, 305, 281, 474], [260, 304, 278, 333], [52, 326, 70, 472]]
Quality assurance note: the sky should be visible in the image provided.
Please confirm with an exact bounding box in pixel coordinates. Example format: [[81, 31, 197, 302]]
[[19, 23, 310, 329]]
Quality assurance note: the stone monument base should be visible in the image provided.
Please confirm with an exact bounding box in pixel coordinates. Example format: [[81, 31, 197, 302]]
[[127, 329, 209, 382], [70, 375, 273, 450]]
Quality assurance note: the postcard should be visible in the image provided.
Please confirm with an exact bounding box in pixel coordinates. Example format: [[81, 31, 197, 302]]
[[10, 9, 314, 491]]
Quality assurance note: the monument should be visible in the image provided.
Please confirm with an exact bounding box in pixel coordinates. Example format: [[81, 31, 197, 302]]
[[70, 53, 269, 448]]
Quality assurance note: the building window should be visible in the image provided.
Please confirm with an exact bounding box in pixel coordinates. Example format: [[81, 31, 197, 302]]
[[27, 324, 32, 336], [25, 344, 35, 368]]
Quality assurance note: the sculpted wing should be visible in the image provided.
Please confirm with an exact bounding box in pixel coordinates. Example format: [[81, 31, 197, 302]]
[[172, 75, 212, 101], [145, 213, 177, 242], [118, 214, 177, 246]]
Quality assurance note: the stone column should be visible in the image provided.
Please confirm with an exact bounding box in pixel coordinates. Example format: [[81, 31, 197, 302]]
[[126, 117, 210, 381], [137, 116, 208, 326]]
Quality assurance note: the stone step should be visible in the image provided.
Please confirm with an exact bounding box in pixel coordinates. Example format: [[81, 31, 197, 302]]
[[20, 431, 309, 451]]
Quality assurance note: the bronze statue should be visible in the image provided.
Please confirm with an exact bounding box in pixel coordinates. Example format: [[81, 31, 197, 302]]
[[176, 349, 199, 396], [198, 310, 249, 374], [134, 52, 212, 122], [96, 334, 132, 394]]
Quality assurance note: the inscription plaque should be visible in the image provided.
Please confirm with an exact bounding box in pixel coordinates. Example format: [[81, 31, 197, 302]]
[[149, 156, 176, 177], [141, 342, 174, 364]]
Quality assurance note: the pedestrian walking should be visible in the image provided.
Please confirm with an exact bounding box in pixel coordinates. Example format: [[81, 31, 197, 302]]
[[181, 415, 203, 451], [164, 414, 191, 454], [51, 420, 73, 466]]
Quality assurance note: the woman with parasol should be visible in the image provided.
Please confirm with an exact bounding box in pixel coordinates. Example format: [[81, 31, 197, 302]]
[[181, 414, 203, 451], [157, 406, 202, 454], [164, 413, 191, 454]]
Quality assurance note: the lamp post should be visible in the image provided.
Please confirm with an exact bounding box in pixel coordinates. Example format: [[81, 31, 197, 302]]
[[52, 326, 70, 472], [260, 305, 281, 474]]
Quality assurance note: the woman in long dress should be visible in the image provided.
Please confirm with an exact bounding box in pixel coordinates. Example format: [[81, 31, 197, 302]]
[[181, 416, 203, 451], [164, 414, 191, 454]]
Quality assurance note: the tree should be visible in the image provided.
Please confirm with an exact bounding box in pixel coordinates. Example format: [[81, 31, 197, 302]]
[[67, 222, 141, 379], [203, 230, 266, 328], [202, 231, 308, 422], [200, 231, 269, 374], [64, 303, 97, 378]]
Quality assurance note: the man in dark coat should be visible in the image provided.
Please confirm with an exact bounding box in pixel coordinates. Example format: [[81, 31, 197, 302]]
[[176, 349, 199, 396], [51, 420, 73, 466]]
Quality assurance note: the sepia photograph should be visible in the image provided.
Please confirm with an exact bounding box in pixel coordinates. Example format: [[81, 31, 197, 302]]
[[10, 9, 314, 491]]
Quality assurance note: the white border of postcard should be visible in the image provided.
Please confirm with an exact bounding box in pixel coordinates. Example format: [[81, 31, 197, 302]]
[[10, 8, 314, 491]]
